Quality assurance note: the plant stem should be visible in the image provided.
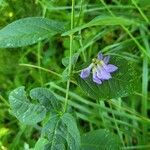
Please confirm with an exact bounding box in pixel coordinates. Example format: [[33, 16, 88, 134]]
[[37, 42, 43, 85], [79, 30, 86, 62], [109, 102, 125, 147], [140, 26, 149, 143], [19, 63, 62, 78], [63, 0, 75, 113], [37, 5, 47, 86], [0, 95, 9, 107], [131, 0, 149, 23]]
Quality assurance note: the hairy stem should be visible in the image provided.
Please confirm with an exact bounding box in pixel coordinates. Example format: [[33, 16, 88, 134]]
[[63, 0, 75, 113]]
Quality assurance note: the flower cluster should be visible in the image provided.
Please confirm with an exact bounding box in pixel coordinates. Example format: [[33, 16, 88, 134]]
[[80, 52, 118, 84]]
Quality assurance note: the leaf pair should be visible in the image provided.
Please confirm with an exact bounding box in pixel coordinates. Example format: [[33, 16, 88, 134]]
[[9, 87, 81, 150], [9, 87, 122, 150], [9, 87, 60, 124]]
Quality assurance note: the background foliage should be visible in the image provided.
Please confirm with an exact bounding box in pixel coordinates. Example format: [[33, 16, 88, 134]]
[[0, 0, 150, 149]]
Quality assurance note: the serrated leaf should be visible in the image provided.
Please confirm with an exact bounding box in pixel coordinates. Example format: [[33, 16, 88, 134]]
[[9, 86, 46, 125], [76, 57, 139, 100], [30, 87, 61, 112], [0, 17, 65, 48], [62, 15, 138, 36], [42, 113, 80, 150], [81, 129, 121, 150]]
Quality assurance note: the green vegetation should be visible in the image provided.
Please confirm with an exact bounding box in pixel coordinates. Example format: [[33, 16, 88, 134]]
[[0, 0, 150, 149]]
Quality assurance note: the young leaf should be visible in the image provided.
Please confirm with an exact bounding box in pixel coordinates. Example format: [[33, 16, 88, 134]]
[[0, 17, 65, 48], [42, 113, 80, 150], [81, 129, 121, 150], [76, 57, 139, 100], [62, 67, 69, 81], [9, 86, 46, 125], [62, 52, 79, 67], [30, 87, 61, 112]]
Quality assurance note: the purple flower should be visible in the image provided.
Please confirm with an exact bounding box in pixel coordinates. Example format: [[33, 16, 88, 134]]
[[80, 52, 118, 84], [80, 64, 93, 79]]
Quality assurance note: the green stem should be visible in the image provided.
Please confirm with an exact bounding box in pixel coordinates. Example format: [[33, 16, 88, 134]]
[[140, 26, 149, 143], [63, 0, 75, 113], [77, 0, 86, 62], [79, 30, 86, 62], [19, 63, 62, 78], [76, 0, 83, 26], [109, 102, 125, 147], [131, 0, 149, 23], [37, 5, 47, 86], [0, 95, 9, 107], [37, 42, 43, 85]]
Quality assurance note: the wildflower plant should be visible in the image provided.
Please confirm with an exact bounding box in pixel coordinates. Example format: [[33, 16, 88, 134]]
[[77, 53, 138, 100], [0, 0, 143, 149], [80, 52, 118, 84]]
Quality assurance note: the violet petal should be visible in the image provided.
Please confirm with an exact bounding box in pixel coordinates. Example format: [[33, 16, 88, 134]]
[[97, 66, 112, 80], [104, 64, 118, 73], [93, 72, 102, 84], [103, 56, 110, 64], [98, 52, 103, 60], [80, 64, 93, 79]]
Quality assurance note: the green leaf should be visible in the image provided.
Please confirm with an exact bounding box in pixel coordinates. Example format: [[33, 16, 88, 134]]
[[139, 0, 150, 7], [42, 113, 80, 150], [30, 87, 61, 112], [81, 129, 121, 150], [62, 53, 79, 81], [76, 57, 139, 100], [62, 67, 69, 81], [34, 138, 49, 150], [9, 86, 46, 125], [62, 52, 79, 67], [62, 15, 138, 36], [0, 17, 65, 48]]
